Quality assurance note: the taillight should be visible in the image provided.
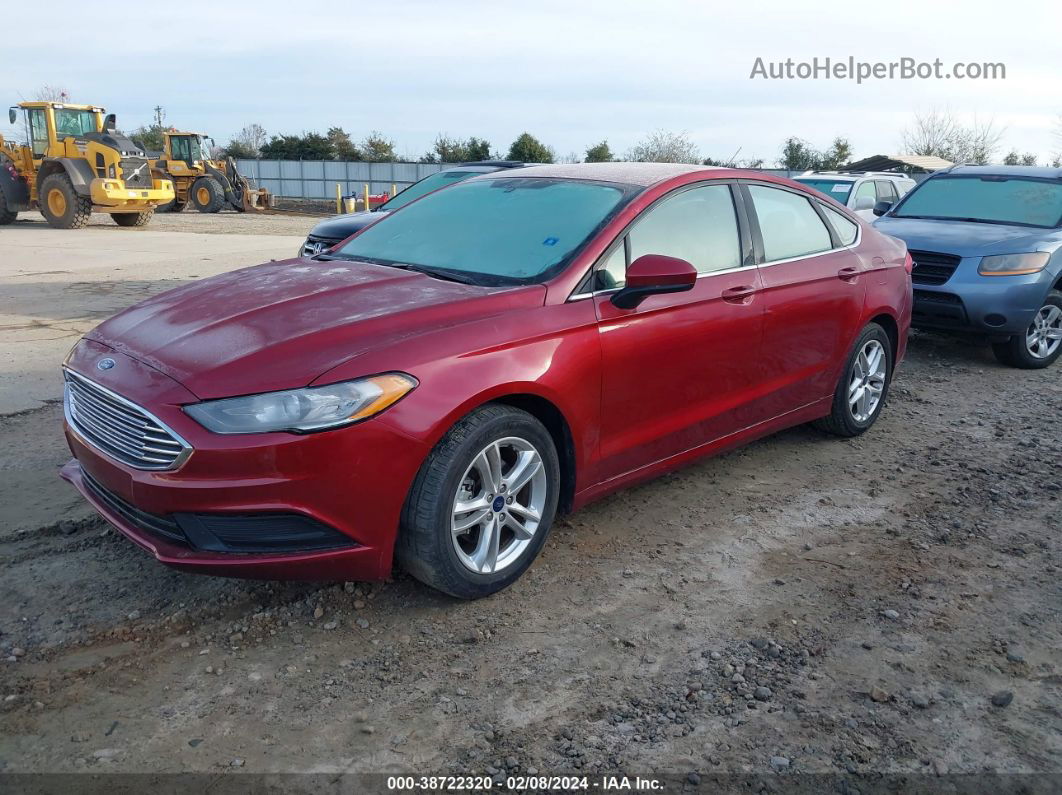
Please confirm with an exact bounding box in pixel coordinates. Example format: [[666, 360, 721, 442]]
[[903, 252, 913, 275]]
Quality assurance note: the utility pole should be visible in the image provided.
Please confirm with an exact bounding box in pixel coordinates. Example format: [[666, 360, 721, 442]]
[[153, 105, 165, 128]]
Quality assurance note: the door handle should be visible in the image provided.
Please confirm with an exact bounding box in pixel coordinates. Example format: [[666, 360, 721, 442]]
[[837, 266, 860, 282], [721, 285, 757, 304]]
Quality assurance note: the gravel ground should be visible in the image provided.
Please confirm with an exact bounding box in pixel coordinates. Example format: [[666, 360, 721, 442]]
[[0, 213, 1059, 792], [0, 331, 1059, 792]]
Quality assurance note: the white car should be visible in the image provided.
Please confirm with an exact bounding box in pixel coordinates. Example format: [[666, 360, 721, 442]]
[[792, 171, 917, 221]]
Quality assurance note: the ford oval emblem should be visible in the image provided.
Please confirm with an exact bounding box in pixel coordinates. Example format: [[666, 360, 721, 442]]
[[97, 357, 116, 371]]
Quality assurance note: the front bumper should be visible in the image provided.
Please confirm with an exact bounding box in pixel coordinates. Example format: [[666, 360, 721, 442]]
[[60, 341, 430, 581], [911, 263, 1054, 336], [90, 177, 174, 209]]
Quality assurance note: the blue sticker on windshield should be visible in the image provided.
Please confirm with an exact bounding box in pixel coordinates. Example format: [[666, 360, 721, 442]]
[[543, 237, 558, 246]]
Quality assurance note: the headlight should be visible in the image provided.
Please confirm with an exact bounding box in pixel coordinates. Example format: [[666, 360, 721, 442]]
[[184, 373, 417, 434], [978, 252, 1050, 276]]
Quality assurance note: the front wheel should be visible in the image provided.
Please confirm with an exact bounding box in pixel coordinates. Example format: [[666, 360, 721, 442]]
[[111, 210, 154, 227], [814, 323, 893, 437], [38, 173, 91, 229], [191, 177, 225, 213], [992, 291, 1062, 369], [397, 405, 560, 599]]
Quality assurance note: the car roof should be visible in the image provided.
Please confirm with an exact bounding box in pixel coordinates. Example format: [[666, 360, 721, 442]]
[[439, 163, 517, 174], [796, 172, 914, 182], [466, 161, 722, 187], [942, 164, 1062, 180]]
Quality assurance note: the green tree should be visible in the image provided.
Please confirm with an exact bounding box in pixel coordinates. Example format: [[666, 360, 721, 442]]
[[507, 132, 554, 163], [625, 130, 700, 163], [360, 131, 397, 162], [260, 133, 334, 160], [778, 137, 820, 170], [223, 139, 258, 159], [584, 140, 613, 162], [1002, 150, 1037, 166], [327, 127, 361, 161], [818, 137, 853, 170], [130, 124, 165, 153], [465, 137, 491, 161]]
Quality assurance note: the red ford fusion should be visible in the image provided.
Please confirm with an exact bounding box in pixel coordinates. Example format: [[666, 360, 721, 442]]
[[61, 163, 912, 599]]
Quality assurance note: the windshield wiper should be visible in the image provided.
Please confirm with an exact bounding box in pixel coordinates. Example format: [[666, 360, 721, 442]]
[[394, 263, 480, 285]]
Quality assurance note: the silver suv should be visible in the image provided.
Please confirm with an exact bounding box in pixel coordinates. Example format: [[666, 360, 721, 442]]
[[793, 171, 917, 221]]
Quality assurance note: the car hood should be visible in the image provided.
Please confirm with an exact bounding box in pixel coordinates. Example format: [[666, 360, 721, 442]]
[[86, 259, 546, 400], [309, 210, 391, 241], [872, 216, 1059, 257]]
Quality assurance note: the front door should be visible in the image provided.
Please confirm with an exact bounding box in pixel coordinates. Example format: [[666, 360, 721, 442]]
[[594, 182, 767, 481]]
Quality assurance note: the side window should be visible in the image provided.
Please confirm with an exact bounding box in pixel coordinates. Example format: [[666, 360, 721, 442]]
[[853, 180, 877, 208], [628, 184, 741, 276], [747, 185, 832, 262], [594, 243, 626, 291], [820, 204, 859, 246], [28, 109, 49, 157], [875, 180, 899, 202]]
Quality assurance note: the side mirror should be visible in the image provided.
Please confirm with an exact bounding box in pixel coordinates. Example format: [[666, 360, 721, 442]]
[[872, 200, 893, 217], [612, 254, 697, 310], [103, 113, 116, 133], [8, 108, 16, 125], [853, 196, 875, 212]]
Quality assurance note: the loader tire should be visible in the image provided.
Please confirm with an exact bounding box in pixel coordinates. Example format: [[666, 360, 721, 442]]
[[39, 173, 91, 229], [191, 177, 225, 213], [0, 190, 16, 224], [111, 210, 154, 227]]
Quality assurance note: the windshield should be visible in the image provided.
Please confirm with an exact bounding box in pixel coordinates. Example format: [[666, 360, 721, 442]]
[[892, 176, 1062, 228], [380, 169, 484, 211], [333, 177, 630, 284], [793, 178, 853, 202], [53, 109, 97, 138]]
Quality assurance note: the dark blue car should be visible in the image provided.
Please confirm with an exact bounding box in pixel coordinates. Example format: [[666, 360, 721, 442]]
[[874, 165, 1062, 368]]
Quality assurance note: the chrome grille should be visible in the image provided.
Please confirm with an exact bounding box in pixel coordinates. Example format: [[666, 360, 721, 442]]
[[301, 235, 339, 258], [64, 370, 191, 471]]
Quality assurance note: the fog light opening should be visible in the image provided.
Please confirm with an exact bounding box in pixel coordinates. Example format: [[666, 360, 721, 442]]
[[984, 313, 1007, 328]]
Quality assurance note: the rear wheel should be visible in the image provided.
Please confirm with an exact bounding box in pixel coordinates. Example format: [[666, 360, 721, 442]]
[[190, 177, 224, 213], [814, 323, 892, 437], [397, 405, 560, 599], [111, 210, 154, 227], [0, 190, 16, 224], [992, 291, 1062, 369], [38, 173, 91, 229]]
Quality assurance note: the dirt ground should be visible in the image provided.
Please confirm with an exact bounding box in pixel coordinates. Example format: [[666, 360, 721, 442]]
[[0, 212, 1059, 793]]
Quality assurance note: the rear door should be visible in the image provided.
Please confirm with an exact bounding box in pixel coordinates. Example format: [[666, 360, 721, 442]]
[[742, 182, 866, 413], [592, 181, 768, 480]]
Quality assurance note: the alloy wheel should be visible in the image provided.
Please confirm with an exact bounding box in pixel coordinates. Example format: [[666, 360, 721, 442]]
[[1025, 304, 1062, 359], [451, 436, 546, 574], [848, 339, 887, 422]]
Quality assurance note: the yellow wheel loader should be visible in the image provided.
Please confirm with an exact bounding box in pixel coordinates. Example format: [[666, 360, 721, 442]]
[[0, 102, 173, 229], [151, 131, 271, 213]]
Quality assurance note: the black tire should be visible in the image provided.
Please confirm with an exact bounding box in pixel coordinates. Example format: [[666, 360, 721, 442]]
[[170, 200, 187, 213], [111, 210, 154, 227], [0, 189, 16, 224], [814, 323, 893, 437], [992, 291, 1062, 369], [396, 404, 561, 599], [38, 173, 91, 229], [190, 177, 224, 213]]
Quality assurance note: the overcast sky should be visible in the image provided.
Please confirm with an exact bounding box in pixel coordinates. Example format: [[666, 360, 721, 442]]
[[3, 0, 1059, 164]]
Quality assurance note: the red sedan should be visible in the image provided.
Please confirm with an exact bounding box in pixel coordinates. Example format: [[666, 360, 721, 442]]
[[61, 163, 912, 598]]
